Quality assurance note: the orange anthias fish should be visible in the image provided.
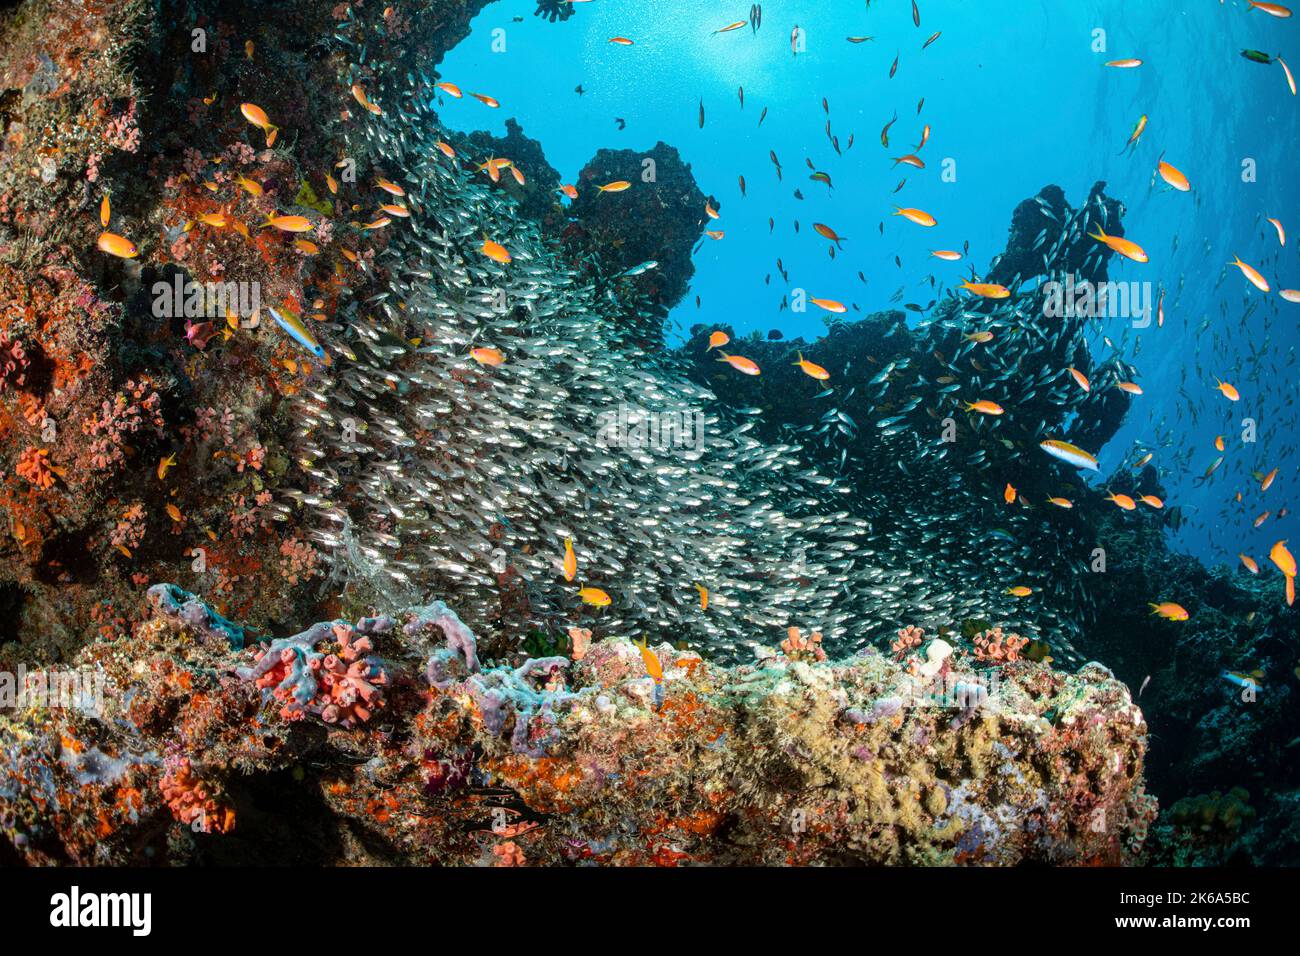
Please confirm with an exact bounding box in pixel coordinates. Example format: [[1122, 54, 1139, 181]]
[[351, 84, 383, 115], [707, 331, 730, 350], [598, 180, 632, 193], [263, 215, 313, 233], [1089, 226, 1147, 263], [894, 206, 937, 227], [959, 280, 1010, 299], [1270, 540, 1297, 577], [97, 231, 137, 258], [1067, 367, 1091, 392], [1261, 467, 1279, 491], [1247, 1, 1292, 18], [813, 222, 847, 247], [634, 639, 663, 684], [1149, 602, 1189, 621], [794, 352, 830, 381], [435, 81, 463, 98], [1157, 160, 1190, 192], [717, 351, 760, 376], [1139, 495, 1165, 509], [1007, 586, 1033, 597], [1106, 58, 1143, 68], [964, 400, 1004, 416], [1106, 492, 1137, 510], [481, 238, 511, 263], [470, 347, 506, 367], [579, 586, 611, 607], [810, 297, 847, 313], [1229, 256, 1270, 292], [694, 582, 709, 611], [1003, 483, 1017, 505], [157, 453, 177, 481], [1047, 496, 1074, 509], [562, 537, 577, 582], [1266, 218, 1286, 246], [1215, 379, 1241, 401], [1240, 554, 1261, 574], [470, 92, 500, 108], [608, 36, 634, 45], [240, 102, 279, 145], [931, 250, 962, 261]]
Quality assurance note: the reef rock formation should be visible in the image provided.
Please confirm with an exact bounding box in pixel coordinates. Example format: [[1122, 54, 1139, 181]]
[[0, 585, 1155, 865]]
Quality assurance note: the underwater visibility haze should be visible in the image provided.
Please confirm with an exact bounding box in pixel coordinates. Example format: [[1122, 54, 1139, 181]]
[[0, 0, 1297, 879]]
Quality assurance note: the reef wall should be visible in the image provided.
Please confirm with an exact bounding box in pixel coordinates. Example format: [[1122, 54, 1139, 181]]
[[0, 585, 1155, 865]]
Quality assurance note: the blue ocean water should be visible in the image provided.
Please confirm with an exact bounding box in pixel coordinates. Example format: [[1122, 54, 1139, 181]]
[[437, 0, 1300, 568]]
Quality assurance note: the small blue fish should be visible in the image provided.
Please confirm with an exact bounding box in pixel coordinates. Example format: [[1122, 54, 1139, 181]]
[[268, 305, 328, 362]]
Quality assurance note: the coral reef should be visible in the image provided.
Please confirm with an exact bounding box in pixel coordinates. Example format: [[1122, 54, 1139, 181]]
[[0, 585, 1155, 866]]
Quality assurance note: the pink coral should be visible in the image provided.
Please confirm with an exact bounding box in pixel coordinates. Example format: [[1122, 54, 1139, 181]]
[[892, 625, 924, 661], [972, 627, 1029, 664], [160, 758, 235, 833], [781, 626, 826, 662]]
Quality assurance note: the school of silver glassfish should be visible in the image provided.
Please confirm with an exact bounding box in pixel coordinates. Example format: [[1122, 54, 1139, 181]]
[[137, 0, 1294, 670]]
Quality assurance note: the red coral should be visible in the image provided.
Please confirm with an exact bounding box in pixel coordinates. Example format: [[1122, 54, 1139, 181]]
[[15, 446, 59, 489], [159, 758, 235, 833], [972, 626, 1029, 664]]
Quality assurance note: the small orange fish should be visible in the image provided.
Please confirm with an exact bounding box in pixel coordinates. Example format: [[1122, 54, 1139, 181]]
[[608, 36, 634, 45], [1149, 602, 1189, 621], [1106, 492, 1137, 510], [598, 180, 632, 193], [794, 352, 830, 381], [99, 194, 110, 228], [959, 281, 1010, 299], [1047, 496, 1074, 509], [1214, 435, 1226, 451], [165, 503, 183, 523], [263, 215, 313, 233], [893, 206, 937, 227], [813, 222, 847, 246], [964, 400, 1004, 416], [470, 347, 506, 367], [470, 92, 500, 108], [1240, 554, 1260, 574], [930, 250, 962, 261], [579, 586, 611, 607], [351, 84, 382, 115], [558, 183, 578, 200], [434, 141, 456, 160], [1089, 226, 1147, 263], [1229, 256, 1270, 292], [1261, 467, 1278, 492], [481, 238, 511, 263], [965, 331, 994, 343], [1254, 511, 1272, 529], [157, 453, 177, 480], [1247, 1, 1292, 18], [562, 537, 577, 582], [1007, 586, 1033, 597], [809, 297, 846, 313], [717, 351, 760, 376], [1116, 381, 1144, 395], [1106, 58, 1143, 68], [1003, 483, 1017, 505], [694, 583, 708, 611], [707, 331, 730, 350], [375, 178, 406, 197], [1215, 379, 1241, 401], [1067, 367, 1091, 392], [1270, 540, 1297, 577], [1157, 160, 1190, 192], [1139, 494, 1164, 509], [634, 639, 663, 682], [435, 81, 463, 98], [97, 232, 137, 258]]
